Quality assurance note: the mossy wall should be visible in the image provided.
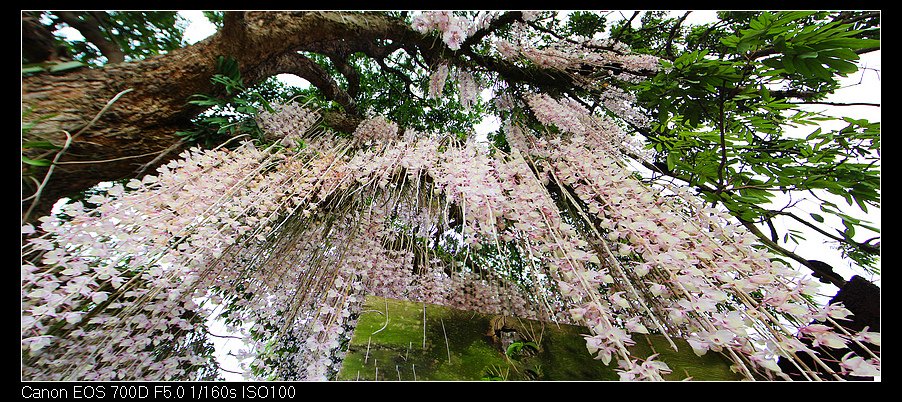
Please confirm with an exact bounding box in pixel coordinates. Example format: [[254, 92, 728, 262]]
[[337, 296, 744, 381]]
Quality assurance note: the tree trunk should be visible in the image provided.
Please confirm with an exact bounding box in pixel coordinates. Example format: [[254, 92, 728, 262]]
[[22, 39, 219, 221]]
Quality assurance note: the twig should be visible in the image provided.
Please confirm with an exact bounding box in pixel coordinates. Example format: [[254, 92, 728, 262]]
[[22, 131, 72, 224], [440, 317, 451, 363], [778, 210, 880, 254], [422, 303, 426, 349], [372, 299, 389, 335], [787, 101, 880, 107], [219, 367, 244, 375], [207, 332, 245, 340], [133, 138, 190, 176], [612, 11, 640, 43], [715, 88, 728, 194], [663, 11, 691, 59], [74, 89, 134, 140], [738, 218, 846, 288], [54, 149, 170, 165]]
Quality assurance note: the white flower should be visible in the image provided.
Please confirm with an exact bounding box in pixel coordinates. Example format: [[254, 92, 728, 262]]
[[840, 353, 880, 377], [21, 223, 35, 235], [442, 24, 466, 50], [24, 335, 54, 352], [854, 330, 881, 346], [91, 292, 109, 304]]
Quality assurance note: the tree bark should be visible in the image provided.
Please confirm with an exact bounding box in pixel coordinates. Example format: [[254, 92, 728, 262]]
[[22, 35, 221, 221]]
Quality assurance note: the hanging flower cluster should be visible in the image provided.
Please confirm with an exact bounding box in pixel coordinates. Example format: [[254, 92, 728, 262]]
[[411, 11, 471, 50], [521, 92, 881, 380], [352, 115, 399, 146], [256, 102, 320, 146], [456, 70, 479, 111], [21, 99, 879, 380], [428, 62, 450, 99]]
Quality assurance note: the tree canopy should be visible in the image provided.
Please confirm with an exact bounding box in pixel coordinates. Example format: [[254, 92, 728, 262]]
[[21, 10, 880, 381]]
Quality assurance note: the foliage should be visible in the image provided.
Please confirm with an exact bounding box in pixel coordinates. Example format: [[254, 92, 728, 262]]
[[203, 11, 224, 29], [625, 11, 880, 272], [175, 56, 297, 148], [39, 11, 188, 66]]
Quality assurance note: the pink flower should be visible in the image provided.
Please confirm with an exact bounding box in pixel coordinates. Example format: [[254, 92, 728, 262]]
[[854, 330, 881, 346], [624, 317, 649, 334], [840, 353, 880, 377], [687, 334, 710, 356], [799, 324, 848, 349], [411, 15, 431, 33], [749, 352, 783, 372], [813, 303, 854, 322], [442, 24, 466, 50]]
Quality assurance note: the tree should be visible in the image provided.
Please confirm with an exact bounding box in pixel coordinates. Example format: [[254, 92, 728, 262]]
[[21, 10, 879, 381]]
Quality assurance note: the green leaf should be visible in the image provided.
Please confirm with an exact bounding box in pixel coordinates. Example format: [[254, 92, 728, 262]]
[[666, 152, 677, 171], [798, 51, 819, 59], [843, 219, 856, 239], [48, 61, 88, 73], [822, 57, 859, 75], [806, 59, 834, 80], [810, 213, 824, 223], [782, 55, 797, 73], [818, 38, 880, 50], [22, 65, 45, 74], [853, 196, 869, 213], [22, 156, 52, 167], [793, 55, 813, 76], [819, 48, 860, 61], [22, 141, 62, 150]]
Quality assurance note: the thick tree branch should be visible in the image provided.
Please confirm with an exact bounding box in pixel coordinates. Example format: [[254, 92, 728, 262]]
[[329, 55, 360, 98], [248, 52, 358, 115], [460, 11, 522, 50], [55, 11, 125, 64], [220, 11, 247, 41], [321, 110, 363, 134]]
